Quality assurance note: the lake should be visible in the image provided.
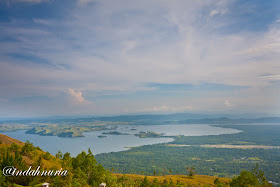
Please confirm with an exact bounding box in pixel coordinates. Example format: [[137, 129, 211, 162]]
[[1, 124, 241, 156]]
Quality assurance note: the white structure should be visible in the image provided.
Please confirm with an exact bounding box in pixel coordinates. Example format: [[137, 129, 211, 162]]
[[99, 183, 106, 187], [41, 182, 50, 187]]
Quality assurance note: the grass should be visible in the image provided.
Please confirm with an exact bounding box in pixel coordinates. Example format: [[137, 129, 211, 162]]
[[113, 173, 231, 186]]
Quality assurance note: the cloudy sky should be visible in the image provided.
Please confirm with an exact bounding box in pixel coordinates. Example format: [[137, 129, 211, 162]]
[[0, 0, 280, 117]]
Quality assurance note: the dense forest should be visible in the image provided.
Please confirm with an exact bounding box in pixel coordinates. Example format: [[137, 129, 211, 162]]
[[96, 125, 280, 184]]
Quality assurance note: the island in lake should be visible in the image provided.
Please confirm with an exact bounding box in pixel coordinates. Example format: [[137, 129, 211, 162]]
[[23, 120, 131, 138], [134, 131, 164, 138], [25, 125, 92, 138], [93, 126, 118, 131], [102, 131, 130, 135]]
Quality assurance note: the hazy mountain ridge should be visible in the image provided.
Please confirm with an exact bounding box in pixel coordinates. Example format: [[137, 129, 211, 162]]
[[1, 113, 280, 130], [176, 117, 280, 124]]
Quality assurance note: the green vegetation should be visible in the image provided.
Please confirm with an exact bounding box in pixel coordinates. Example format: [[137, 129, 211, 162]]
[[230, 164, 272, 187], [25, 122, 128, 138], [186, 167, 195, 179], [135, 131, 163, 138], [0, 139, 61, 186], [96, 144, 280, 183], [25, 125, 92, 137], [177, 117, 280, 124], [93, 126, 118, 131], [96, 125, 280, 184], [0, 124, 30, 132], [102, 131, 130, 135], [173, 125, 280, 146]]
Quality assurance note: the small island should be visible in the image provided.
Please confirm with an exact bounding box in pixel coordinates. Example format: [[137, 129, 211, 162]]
[[25, 125, 92, 138], [134, 131, 164, 138], [23, 121, 130, 138], [93, 126, 118, 131], [102, 131, 130, 135], [98, 135, 107, 138]]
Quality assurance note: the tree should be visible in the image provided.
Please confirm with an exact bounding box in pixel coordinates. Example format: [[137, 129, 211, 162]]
[[1, 149, 14, 169], [251, 164, 271, 187], [10, 143, 20, 152], [230, 165, 272, 187], [14, 150, 24, 168], [214, 178, 228, 187], [140, 176, 150, 187], [151, 178, 160, 187], [62, 152, 72, 170], [186, 167, 195, 178], [42, 152, 51, 160], [73, 167, 88, 187], [0, 171, 6, 187], [55, 150, 63, 159], [230, 170, 259, 187], [36, 156, 43, 167], [21, 140, 34, 155]]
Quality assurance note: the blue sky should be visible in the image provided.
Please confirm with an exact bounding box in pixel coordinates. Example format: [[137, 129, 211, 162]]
[[0, 0, 280, 117]]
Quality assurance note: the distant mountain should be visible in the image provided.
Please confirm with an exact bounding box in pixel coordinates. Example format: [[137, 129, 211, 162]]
[[95, 113, 274, 123], [1, 113, 279, 126], [95, 114, 280, 125], [177, 117, 280, 124]]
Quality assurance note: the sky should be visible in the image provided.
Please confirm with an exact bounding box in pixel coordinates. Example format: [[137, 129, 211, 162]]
[[0, 0, 280, 117]]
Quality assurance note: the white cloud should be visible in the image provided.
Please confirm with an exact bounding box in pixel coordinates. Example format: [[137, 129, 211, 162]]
[[209, 10, 219, 17], [68, 88, 90, 104], [0, 0, 279, 116], [224, 99, 232, 107], [33, 18, 53, 26], [258, 74, 280, 80], [121, 41, 138, 55]]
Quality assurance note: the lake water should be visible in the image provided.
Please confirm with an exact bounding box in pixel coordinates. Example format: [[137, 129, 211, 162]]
[[1, 124, 241, 156]]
